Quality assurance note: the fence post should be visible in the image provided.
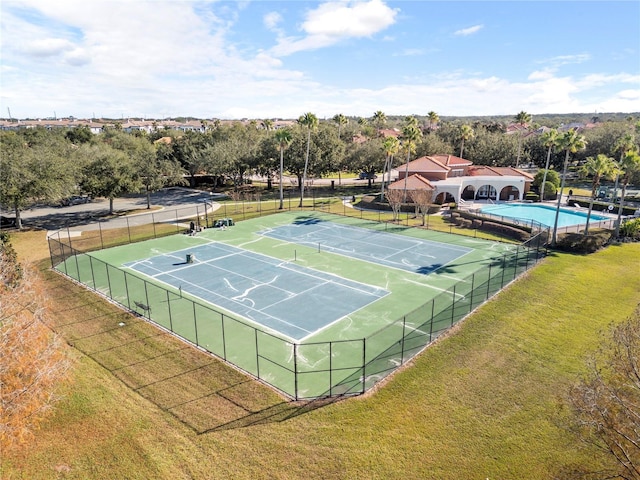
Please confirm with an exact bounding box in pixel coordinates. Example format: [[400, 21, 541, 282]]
[[61, 242, 70, 275], [126, 217, 132, 244], [255, 329, 260, 380], [48, 237, 55, 269], [166, 290, 173, 331], [73, 250, 81, 284], [451, 285, 456, 326], [143, 281, 150, 319], [329, 342, 333, 397], [221, 315, 227, 360], [429, 299, 435, 342], [469, 273, 475, 310], [294, 343, 299, 400], [486, 264, 492, 299], [192, 303, 199, 346], [361, 338, 366, 394], [123, 272, 131, 309], [400, 317, 406, 365], [89, 256, 96, 291], [98, 220, 104, 250], [501, 254, 507, 288], [105, 263, 113, 299], [152, 212, 157, 238]]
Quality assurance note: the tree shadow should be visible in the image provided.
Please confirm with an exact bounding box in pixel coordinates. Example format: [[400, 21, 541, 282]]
[[47, 277, 338, 434]]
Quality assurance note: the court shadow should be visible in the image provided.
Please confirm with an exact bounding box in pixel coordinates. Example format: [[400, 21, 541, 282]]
[[293, 216, 324, 225], [416, 263, 443, 275]]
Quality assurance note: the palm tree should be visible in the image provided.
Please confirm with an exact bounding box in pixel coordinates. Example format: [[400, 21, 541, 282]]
[[297, 112, 318, 207], [332, 113, 348, 139], [381, 136, 400, 197], [552, 129, 587, 245], [612, 133, 637, 201], [427, 111, 439, 131], [614, 151, 640, 238], [459, 124, 474, 158], [404, 115, 419, 128], [275, 129, 293, 210], [539, 128, 561, 200], [372, 110, 386, 133], [332, 114, 349, 185], [261, 119, 274, 131], [580, 154, 615, 235], [514, 111, 531, 168], [401, 124, 422, 202]]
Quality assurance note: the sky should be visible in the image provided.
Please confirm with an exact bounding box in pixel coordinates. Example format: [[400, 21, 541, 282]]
[[1, 0, 639, 120]]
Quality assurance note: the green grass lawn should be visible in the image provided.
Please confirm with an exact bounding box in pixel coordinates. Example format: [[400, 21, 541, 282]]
[[3, 230, 640, 479]]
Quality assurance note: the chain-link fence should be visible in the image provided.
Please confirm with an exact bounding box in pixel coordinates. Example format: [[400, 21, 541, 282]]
[[48, 197, 548, 399]]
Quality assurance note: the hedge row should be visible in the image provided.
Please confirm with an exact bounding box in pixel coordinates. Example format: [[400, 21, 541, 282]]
[[569, 199, 637, 215], [555, 231, 611, 254], [448, 212, 531, 242]]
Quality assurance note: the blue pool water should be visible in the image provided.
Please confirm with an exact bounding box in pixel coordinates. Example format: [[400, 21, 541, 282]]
[[480, 203, 608, 228]]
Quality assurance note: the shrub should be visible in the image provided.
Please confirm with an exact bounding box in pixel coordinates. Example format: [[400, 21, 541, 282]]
[[540, 181, 558, 200], [533, 170, 560, 190], [525, 192, 539, 202], [619, 218, 640, 240], [481, 221, 531, 242], [555, 231, 611, 253]]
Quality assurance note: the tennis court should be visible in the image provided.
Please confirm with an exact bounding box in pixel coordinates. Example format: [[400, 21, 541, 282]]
[[125, 242, 388, 341], [50, 210, 542, 398]]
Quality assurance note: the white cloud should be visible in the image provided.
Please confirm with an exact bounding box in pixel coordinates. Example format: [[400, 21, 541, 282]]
[[539, 53, 591, 68], [0, 1, 637, 120], [528, 69, 554, 81], [303, 0, 397, 37], [24, 38, 75, 57], [64, 48, 91, 66], [264, 11, 282, 31], [270, 0, 398, 56], [394, 48, 424, 57], [454, 24, 484, 36]]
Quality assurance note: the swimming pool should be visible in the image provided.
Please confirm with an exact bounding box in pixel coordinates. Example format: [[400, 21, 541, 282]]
[[480, 203, 609, 228]]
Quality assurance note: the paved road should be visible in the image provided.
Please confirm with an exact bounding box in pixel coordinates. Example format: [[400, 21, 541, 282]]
[[3, 188, 225, 233]]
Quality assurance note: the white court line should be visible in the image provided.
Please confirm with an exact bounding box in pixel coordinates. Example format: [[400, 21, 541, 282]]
[[155, 271, 315, 337], [403, 277, 466, 299], [130, 244, 388, 340], [264, 223, 474, 273]]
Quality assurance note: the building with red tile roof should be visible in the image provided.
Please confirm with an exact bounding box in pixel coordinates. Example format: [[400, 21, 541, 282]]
[[392, 155, 533, 204]]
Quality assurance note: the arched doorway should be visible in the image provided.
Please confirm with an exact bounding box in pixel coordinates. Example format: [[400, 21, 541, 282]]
[[434, 192, 455, 204], [461, 185, 476, 200], [475, 184, 497, 200], [499, 185, 521, 201]]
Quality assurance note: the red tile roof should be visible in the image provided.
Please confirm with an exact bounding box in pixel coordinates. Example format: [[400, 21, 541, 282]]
[[429, 154, 472, 166], [388, 174, 435, 190], [467, 165, 534, 180], [404, 156, 450, 173]]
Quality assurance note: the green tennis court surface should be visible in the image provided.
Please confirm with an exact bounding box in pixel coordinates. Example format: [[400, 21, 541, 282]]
[[125, 242, 388, 341], [52, 211, 537, 398], [259, 217, 472, 275]]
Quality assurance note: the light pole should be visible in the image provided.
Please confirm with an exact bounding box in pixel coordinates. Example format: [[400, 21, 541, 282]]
[[203, 192, 212, 227]]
